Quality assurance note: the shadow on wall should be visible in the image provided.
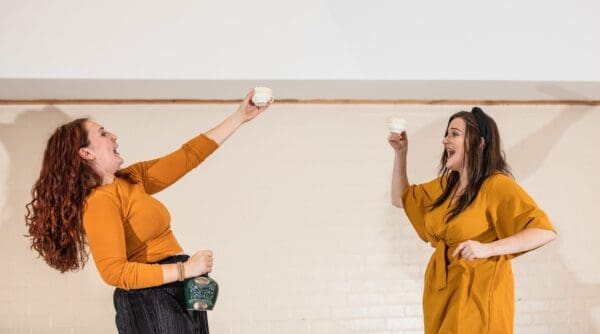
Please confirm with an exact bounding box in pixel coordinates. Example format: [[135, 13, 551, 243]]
[[505, 85, 598, 332], [1, 103, 598, 331], [0, 107, 72, 295], [382, 100, 598, 332], [511, 83, 590, 180], [0, 106, 73, 237], [508, 106, 598, 332]]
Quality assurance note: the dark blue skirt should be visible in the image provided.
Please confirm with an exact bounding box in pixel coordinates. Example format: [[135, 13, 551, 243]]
[[113, 255, 209, 334]]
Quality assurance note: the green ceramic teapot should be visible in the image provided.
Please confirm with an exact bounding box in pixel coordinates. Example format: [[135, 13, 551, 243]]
[[184, 274, 219, 311]]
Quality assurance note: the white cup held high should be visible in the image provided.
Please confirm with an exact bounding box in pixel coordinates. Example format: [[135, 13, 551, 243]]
[[386, 117, 407, 133], [252, 87, 273, 107]]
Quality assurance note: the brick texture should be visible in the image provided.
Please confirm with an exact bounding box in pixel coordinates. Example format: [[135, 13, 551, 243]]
[[0, 104, 598, 333]]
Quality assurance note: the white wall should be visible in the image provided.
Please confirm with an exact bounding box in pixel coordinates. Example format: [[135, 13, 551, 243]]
[[1, 0, 599, 80], [1, 1, 599, 101], [1, 103, 599, 333], [1, 1, 599, 332]]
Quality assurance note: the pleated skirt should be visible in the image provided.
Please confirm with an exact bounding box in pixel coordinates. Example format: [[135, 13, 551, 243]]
[[113, 255, 209, 334]]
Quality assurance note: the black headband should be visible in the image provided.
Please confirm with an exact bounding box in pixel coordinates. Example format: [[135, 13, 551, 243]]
[[471, 107, 490, 144]]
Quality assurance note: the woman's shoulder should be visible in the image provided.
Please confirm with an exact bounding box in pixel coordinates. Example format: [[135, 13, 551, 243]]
[[482, 172, 522, 197], [414, 176, 446, 197], [412, 176, 443, 190], [86, 178, 133, 205], [486, 172, 514, 185], [116, 164, 143, 183]]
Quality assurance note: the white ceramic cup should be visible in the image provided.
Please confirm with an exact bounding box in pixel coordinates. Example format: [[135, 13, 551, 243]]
[[252, 87, 273, 107], [386, 117, 407, 133]]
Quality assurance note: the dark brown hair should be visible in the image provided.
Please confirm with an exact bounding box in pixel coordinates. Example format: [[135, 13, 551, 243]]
[[25, 118, 102, 272], [430, 108, 512, 221]]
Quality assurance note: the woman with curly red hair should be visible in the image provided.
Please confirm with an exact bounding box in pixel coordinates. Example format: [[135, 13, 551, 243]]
[[26, 90, 271, 333]]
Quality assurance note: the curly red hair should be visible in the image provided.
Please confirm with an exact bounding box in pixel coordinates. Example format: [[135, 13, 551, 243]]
[[25, 118, 102, 272]]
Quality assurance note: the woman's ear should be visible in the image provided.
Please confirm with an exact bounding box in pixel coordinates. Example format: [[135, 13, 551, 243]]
[[79, 147, 94, 161], [479, 137, 486, 149]]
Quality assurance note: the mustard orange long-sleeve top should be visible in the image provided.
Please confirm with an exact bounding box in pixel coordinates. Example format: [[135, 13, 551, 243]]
[[402, 173, 555, 334], [82, 134, 218, 290]]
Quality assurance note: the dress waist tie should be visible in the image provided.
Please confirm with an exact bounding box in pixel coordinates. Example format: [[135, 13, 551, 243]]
[[432, 240, 448, 290]]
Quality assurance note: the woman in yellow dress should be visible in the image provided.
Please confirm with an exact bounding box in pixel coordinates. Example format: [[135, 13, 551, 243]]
[[389, 107, 557, 333]]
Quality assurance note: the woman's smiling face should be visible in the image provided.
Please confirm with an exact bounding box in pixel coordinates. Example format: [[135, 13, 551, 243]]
[[442, 117, 466, 172]]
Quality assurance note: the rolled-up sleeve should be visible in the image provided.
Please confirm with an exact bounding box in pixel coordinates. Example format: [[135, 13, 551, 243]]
[[401, 178, 442, 242], [487, 174, 556, 259]]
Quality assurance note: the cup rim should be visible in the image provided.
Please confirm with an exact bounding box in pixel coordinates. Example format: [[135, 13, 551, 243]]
[[254, 87, 272, 92]]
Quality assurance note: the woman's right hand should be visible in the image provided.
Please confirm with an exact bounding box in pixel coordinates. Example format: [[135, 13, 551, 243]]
[[204, 89, 273, 145], [388, 131, 408, 153], [236, 89, 273, 124], [185, 250, 213, 278]]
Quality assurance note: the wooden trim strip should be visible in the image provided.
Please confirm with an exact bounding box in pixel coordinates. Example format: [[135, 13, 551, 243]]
[[1, 99, 599, 105]]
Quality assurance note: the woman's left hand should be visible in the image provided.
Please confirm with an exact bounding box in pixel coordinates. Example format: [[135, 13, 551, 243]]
[[452, 240, 495, 261], [237, 89, 273, 123]]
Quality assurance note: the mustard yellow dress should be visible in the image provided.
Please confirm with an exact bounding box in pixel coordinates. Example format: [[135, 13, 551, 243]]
[[402, 173, 555, 334]]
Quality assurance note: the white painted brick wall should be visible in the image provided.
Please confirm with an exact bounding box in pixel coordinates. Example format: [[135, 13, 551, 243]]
[[1, 104, 598, 333]]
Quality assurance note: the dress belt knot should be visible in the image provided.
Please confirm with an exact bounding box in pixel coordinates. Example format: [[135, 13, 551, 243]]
[[433, 240, 448, 290]]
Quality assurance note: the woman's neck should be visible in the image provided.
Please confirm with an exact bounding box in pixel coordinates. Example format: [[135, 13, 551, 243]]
[[90, 163, 116, 185], [94, 166, 116, 185], [456, 169, 469, 195], [102, 174, 115, 185]]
